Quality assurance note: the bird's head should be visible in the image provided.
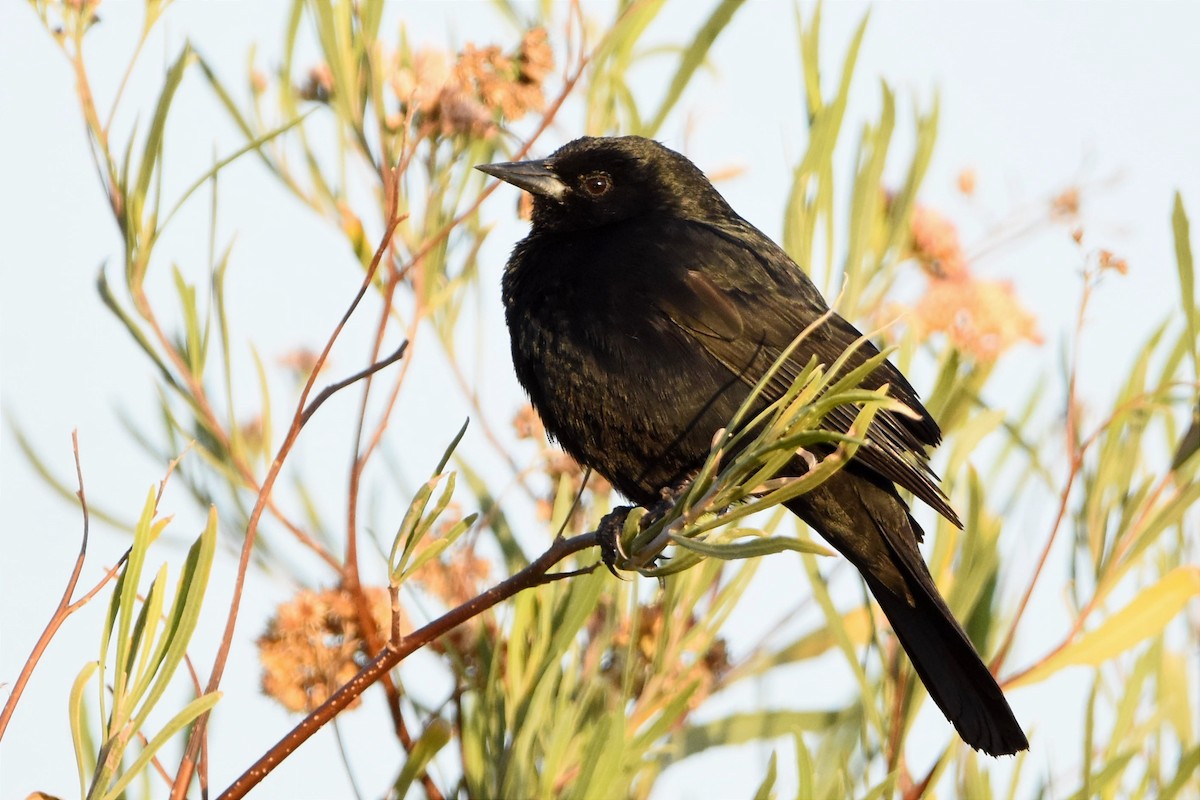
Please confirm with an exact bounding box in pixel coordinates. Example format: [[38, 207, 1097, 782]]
[[477, 136, 733, 232]]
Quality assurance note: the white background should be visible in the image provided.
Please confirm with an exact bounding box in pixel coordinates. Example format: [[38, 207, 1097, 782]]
[[3, 2, 1198, 797]]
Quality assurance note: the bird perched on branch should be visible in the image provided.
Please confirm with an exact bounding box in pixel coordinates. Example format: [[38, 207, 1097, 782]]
[[478, 135, 1027, 756]]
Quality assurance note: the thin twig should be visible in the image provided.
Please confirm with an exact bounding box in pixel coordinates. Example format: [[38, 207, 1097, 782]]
[[1001, 469, 1181, 689], [991, 273, 1095, 669], [299, 341, 410, 428], [0, 432, 126, 742], [341, 275, 433, 793]]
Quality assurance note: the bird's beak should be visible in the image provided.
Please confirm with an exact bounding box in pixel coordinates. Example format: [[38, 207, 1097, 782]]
[[476, 159, 567, 201]]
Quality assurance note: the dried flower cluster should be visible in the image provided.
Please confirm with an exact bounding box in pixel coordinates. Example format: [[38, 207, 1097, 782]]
[[298, 62, 334, 103], [901, 203, 1042, 361], [909, 204, 969, 280], [513, 404, 612, 528], [1097, 248, 1129, 275], [388, 28, 553, 139], [258, 585, 394, 713], [46, 0, 102, 34], [511, 403, 545, 441], [1051, 186, 1081, 219], [402, 513, 498, 658], [276, 348, 327, 383], [588, 600, 731, 709]]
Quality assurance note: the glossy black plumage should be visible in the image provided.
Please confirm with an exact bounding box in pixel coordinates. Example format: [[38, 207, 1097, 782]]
[[479, 136, 1027, 756]]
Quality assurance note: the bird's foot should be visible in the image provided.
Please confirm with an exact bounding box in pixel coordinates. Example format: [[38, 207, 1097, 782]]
[[596, 505, 634, 577], [597, 480, 694, 576]]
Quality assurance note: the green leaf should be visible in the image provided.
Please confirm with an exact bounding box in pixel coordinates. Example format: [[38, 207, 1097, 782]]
[[669, 531, 833, 560], [1011, 567, 1200, 687], [1160, 649, 1194, 745], [672, 710, 842, 759], [570, 708, 625, 800], [251, 345, 273, 462], [1159, 745, 1200, 800], [1101, 481, 1200, 596], [1064, 751, 1136, 800], [1172, 193, 1196, 378], [172, 265, 204, 376], [392, 718, 452, 799], [309, 0, 364, 126], [389, 476, 438, 579], [132, 507, 218, 735], [752, 751, 778, 800], [126, 564, 168, 702], [543, 569, 607, 679], [435, 417, 470, 475], [642, 0, 748, 137], [743, 607, 873, 676], [97, 268, 179, 392], [399, 512, 479, 582], [879, 95, 939, 271], [108, 488, 163, 720], [70, 662, 99, 800], [842, 79, 895, 312], [793, 732, 815, 800], [100, 691, 222, 800], [129, 44, 195, 288]]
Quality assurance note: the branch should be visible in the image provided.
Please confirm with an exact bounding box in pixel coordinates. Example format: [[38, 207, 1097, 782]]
[[217, 531, 600, 800], [171, 185, 408, 799], [0, 432, 126, 742], [299, 340, 410, 428]]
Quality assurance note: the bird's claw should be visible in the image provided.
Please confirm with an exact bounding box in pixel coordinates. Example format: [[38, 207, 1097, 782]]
[[596, 505, 634, 577], [596, 480, 693, 576]]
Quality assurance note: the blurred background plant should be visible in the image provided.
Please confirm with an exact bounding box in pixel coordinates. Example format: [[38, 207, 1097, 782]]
[[3, 1, 1198, 798]]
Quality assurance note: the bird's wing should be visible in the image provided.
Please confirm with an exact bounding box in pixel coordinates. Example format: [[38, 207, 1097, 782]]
[[648, 219, 960, 526]]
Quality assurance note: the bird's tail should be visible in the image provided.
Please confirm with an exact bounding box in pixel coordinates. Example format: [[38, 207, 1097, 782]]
[[860, 563, 1028, 756], [786, 473, 1028, 757]]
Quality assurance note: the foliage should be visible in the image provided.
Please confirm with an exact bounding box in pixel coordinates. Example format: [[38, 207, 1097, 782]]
[[5, 1, 1198, 798]]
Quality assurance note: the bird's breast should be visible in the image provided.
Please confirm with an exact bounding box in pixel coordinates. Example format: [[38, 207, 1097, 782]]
[[501, 230, 743, 503]]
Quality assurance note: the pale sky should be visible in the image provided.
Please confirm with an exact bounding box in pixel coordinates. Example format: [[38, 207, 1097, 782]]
[[3, 2, 1198, 797]]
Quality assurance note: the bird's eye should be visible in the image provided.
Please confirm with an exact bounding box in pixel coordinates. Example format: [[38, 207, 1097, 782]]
[[580, 172, 613, 197]]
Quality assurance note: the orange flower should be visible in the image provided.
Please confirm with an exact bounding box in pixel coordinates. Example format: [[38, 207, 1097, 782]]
[[1051, 187, 1081, 218], [901, 203, 1042, 361], [1097, 249, 1129, 275], [956, 168, 977, 196], [390, 48, 453, 115], [911, 276, 1042, 361], [513, 403, 545, 441], [909, 204, 968, 279]]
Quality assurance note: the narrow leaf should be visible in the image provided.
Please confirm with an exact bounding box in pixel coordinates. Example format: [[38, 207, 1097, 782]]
[[392, 718, 452, 799], [1172, 192, 1196, 377], [643, 0, 748, 136], [1010, 567, 1200, 687]]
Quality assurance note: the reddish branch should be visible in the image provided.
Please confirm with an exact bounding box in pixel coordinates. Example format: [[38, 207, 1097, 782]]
[[170, 197, 408, 798], [218, 531, 599, 800], [0, 432, 126, 742]]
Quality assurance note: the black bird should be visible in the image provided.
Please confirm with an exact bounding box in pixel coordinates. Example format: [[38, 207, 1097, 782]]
[[478, 136, 1027, 756]]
